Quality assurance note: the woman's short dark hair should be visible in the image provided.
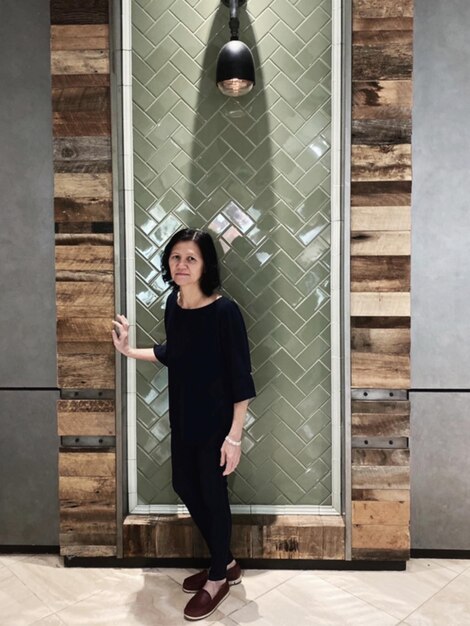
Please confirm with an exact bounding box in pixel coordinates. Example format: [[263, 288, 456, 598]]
[[161, 229, 221, 296]]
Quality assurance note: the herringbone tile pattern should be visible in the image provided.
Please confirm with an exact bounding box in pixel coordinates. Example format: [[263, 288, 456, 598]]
[[132, 0, 333, 505]]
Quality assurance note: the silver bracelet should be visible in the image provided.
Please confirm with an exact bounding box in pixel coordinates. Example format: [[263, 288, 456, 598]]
[[225, 435, 241, 446]]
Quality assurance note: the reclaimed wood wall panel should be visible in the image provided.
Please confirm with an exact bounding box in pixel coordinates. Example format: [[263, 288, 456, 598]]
[[123, 515, 344, 561], [351, 0, 412, 560], [51, 0, 116, 558]]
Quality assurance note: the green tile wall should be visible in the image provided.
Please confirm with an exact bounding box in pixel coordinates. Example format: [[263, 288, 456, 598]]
[[133, 0, 333, 506]]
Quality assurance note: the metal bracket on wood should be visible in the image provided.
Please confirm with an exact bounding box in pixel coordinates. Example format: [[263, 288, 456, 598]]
[[60, 389, 115, 400], [351, 389, 408, 401], [352, 436, 409, 449], [61, 436, 116, 448]]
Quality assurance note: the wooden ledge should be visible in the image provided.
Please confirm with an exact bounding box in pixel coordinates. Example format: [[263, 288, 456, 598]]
[[123, 514, 344, 560]]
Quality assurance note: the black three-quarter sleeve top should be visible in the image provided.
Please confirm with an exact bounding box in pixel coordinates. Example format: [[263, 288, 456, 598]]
[[153, 291, 256, 444]]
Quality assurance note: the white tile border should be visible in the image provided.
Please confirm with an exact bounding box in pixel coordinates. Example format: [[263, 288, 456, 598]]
[[121, 0, 344, 517]]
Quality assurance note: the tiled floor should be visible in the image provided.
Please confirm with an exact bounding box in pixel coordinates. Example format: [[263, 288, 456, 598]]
[[1, 554, 470, 625]]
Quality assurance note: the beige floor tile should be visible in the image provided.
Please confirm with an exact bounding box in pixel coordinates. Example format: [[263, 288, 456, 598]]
[[0, 572, 54, 626], [408, 558, 470, 575], [54, 572, 228, 625], [6, 555, 147, 613], [316, 565, 457, 620], [229, 589, 314, 626], [405, 573, 470, 625], [278, 572, 399, 625], [31, 615, 66, 625], [229, 568, 302, 602]]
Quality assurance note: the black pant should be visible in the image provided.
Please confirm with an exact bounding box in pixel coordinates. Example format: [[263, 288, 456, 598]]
[[171, 428, 234, 580]]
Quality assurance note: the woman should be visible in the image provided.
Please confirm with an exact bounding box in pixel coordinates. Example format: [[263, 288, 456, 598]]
[[112, 228, 256, 621]]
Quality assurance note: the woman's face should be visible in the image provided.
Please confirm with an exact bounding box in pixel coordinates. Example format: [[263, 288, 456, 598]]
[[168, 240, 204, 289]]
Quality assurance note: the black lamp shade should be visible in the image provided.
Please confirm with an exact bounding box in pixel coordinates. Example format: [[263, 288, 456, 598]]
[[216, 40, 255, 96]]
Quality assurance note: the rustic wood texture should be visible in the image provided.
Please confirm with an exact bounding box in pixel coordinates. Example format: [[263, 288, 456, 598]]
[[351, 257, 410, 291], [351, 231, 410, 256], [352, 400, 410, 437], [52, 0, 116, 561], [351, 206, 410, 231], [58, 399, 115, 436], [350, 292, 410, 317], [51, 25, 109, 50], [353, 0, 413, 19], [352, 501, 410, 525], [123, 515, 344, 560], [51, 0, 110, 26], [351, 145, 412, 182]]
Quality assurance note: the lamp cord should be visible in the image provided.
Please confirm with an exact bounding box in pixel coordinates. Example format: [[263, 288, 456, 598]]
[[229, 0, 239, 40]]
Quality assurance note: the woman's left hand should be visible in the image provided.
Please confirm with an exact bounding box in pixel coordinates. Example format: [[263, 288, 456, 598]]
[[220, 439, 241, 476]]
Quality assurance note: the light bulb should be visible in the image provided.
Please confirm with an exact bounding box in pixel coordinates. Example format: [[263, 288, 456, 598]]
[[217, 78, 254, 97]]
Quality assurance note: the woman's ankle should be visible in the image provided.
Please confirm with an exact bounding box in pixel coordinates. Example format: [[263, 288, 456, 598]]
[[226, 559, 236, 570]]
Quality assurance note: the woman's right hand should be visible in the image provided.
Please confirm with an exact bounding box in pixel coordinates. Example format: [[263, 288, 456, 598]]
[[112, 314, 131, 356]]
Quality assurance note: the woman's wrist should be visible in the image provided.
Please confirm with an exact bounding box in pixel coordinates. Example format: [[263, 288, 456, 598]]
[[225, 434, 242, 446]]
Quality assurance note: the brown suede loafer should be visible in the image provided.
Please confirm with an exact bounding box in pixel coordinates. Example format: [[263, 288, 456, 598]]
[[183, 562, 242, 593], [184, 581, 230, 621]]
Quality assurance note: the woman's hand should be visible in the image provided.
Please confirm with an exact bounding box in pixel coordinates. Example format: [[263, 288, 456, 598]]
[[220, 439, 241, 476], [112, 314, 131, 356]]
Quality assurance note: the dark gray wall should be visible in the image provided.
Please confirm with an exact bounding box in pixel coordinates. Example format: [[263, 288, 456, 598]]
[[411, 0, 470, 549], [0, 0, 59, 545], [0, 0, 57, 387], [411, 0, 470, 389]]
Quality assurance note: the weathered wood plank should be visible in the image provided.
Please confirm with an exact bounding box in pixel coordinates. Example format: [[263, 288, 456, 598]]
[[352, 547, 409, 560], [55, 234, 113, 245], [352, 353, 410, 389], [60, 503, 116, 522], [59, 452, 115, 477], [352, 524, 410, 550], [351, 181, 411, 206], [55, 197, 113, 223], [353, 44, 412, 80], [55, 173, 112, 199], [352, 119, 411, 145], [352, 489, 410, 502], [353, 80, 412, 112], [54, 136, 111, 162], [58, 342, 114, 355], [155, 517, 193, 558], [56, 246, 113, 272], [51, 50, 109, 75], [54, 161, 112, 174], [353, 30, 413, 46], [353, 0, 413, 19], [51, 25, 109, 50], [58, 354, 115, 389], [56, 282, 114, 317], [351, 206, 410, 231], [52, 87, 110, 112], [352, 316, 410, 329], [52, 74, 110, 88], [352, 412, 410, 438], [351, 145, 412, 182], [353, 17, 413, 31], [351, 231, 410, 256], [58, 414, 115, 436], [351, 257, 410, 292], [353, 501, 410, 525], [352, 449, 409, 466], [351, 292, 410, 316], [57, 318, 113, 343], [60, 531, 116, 546], [56, 270, 114, 282], [352, 328, 410, 354], [51, 0, 110, 25], [352, 466, 409, 489], [353, 400, 410, 415], [59, 476, 116, 500], [60, 545, 116, 557], [53, 112, 111, 136]]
